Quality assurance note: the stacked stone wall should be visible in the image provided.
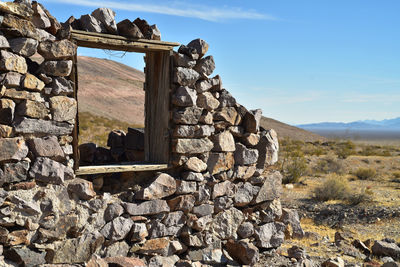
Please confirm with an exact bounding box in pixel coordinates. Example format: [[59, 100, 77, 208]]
[[0, 1, 303, 266]]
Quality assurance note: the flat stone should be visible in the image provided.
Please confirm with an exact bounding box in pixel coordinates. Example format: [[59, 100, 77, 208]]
[[38, 39, 76, 60], [139, 237, 170, 256], [0, 50, 27, 74], [0, 137, 28, 162], [149, 221, 182, 238], [184, 157, 207, 172], [194, 55, 215, 77], [0, 98, 15, 124], [1, 14, 39, 40], [0, 2, 33, 18], [3, 72, 22, 88], [91, 8, 118, 34], [123, 200, 170, 216], [50, 96, 77, 122], [197, 92, 219, 111], [13, 117, 73, 135], [173, 106, 202, 125], [36, 29, 56, 42], [182, 171, 204, 182], [192, 204, 214, 217], [226, 239, 259, 266], [28, 135, 64, 160], [212, 130, 235, 152], [29, 157, 73, 184], [23, 73, 45, 91], [104, 256, 145, 267], [234, 143, 259, 165], [207, 152, 234, 175], [167, 194, 196, 213], [174, 67, 200, 86], [255, 222, 286, 248], [0, 161, 29, 185], [68, 178, 96, 200], [172, 86, 197, 107], [9, 37, 38, 57], [117, 19, 143, 38], [100, 216, 133, 241], [173, 125, 214, 138], [136, 173, 176, 200], [16, 100, 48, 120], [173, 138, 213, 154], [254, 171, 282, 203], [212, 207, 244, 240], [51, 77, 73, 95], [41, 60, 73, 76], [3, 246, 46, 267], [187, 38, 209, 58], [80, 14, 105, 33], [4, 88, 44, 102]]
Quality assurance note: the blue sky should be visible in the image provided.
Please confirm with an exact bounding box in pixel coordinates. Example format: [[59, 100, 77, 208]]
[[42, 0, 400, 125]]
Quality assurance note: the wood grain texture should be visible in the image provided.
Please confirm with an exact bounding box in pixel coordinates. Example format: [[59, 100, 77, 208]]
[[75, 163, 169, 175], [72, 49, 80, 171]]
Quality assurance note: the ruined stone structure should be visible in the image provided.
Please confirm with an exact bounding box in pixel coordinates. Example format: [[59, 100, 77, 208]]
[[0, 1, 303, 266]]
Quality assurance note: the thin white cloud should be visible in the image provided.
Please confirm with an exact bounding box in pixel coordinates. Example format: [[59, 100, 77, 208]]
[[44, 0, 276, 22]]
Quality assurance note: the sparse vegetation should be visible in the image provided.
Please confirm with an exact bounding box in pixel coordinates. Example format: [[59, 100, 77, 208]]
[[354, 167, 377, 180], [279, 139, 308, 184], [313, 154, 345, 175], [314, 174, 351, 201]]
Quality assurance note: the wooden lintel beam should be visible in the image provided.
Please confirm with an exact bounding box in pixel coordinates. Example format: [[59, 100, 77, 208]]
[[75, 163, 170, 175]]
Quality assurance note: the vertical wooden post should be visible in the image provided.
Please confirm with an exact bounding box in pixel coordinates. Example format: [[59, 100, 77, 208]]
[[144, 51, 171, 163], [72, 48, 80, 170]]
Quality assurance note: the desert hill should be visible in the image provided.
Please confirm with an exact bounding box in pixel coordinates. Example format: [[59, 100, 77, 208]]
[[77, 56, 325, 142]]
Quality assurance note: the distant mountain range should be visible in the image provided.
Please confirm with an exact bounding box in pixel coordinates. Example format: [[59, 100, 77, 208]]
[[298, 117, 400, 131]]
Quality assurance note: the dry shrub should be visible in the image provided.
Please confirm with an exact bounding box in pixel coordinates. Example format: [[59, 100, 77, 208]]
[[314, 154, 345, 174], [354, 167, 376, 180], [279, 139, 308, 184], [314, 175, 350, 201], [393, 171, 400, 179]]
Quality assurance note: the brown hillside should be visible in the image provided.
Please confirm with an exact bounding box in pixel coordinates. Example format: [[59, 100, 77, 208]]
[[77, 56, 325, 142]]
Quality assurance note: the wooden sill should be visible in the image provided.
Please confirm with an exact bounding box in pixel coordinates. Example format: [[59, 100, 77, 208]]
[[75, 163, 170, 175]]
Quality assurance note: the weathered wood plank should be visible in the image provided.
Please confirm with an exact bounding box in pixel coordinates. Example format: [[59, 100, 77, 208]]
[[145, 51, 171, 163], [71, 30, 179, 52], [75, 163, 169, 175], [71, 47, 80, 171]]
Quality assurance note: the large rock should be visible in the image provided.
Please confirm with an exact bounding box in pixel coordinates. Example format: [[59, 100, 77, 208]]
[[255, 222, 286, 248], [13, 117, 74, 135], [197, 92, 219, 111], [214, 107, 240, 125], [117, 19, 144, 38], [234, 182, 259, 206], [234, 165, 257, 180], [80, 14, 105, 33], [133, 18, 153, 39], [184, 157, 207, 172], [28, 135, 64, 160], [9, 37, 38, 57], [372, 240, 400, 259], [172, 86, 197, 107], [0, 33, 10, 49], [49, 96, 77, 122], [91, 8, 118, 34], [167, 194, 196, 213], [173, 106, 203, 125], [41, 60, 73, 76], [3, 72, 22, 87], [254, 171, 282, 203], [16, 99, 48, 119], [187, 38, 209, 58], [3, 246, 46, 267], [173, 52, 196, 68], [234, 143, 259, 165], [207, 152, 234, 175], [173, 138, 213, 154], [226, 239, 259, 266], [174, 67, 200, 86], [175, 180, 197, 194], [194, 56, 215, 77], [280, 208, 305, 238], [256, 129, 279, 170], [100, 217, 133, 241], [51, 77, 73, 95], [125, 127, 144, 150], [32, 2, 51, 29], [148, 221, 183, 238], [0, 137, 28, 162], [131, 223, 148, 242], [23, 73, 45, 91], [237, 222, 255, 238], [173, 125, 215, 138], [29, 157, 73, 184], [104, 203, 124, 222], [136, 173, 176, 200], [38, 40, 76, 60], [212, 131, 235, 152], [244, 109, 262, 133], [67, 178, 96, 200], [0, 2, 33, 19], [212, 180, 235, 199], [0, 98, 15, 124], [123, 200, 170, 216], [212, 207, 244, 240], [218, 89, 236, 108], [1, 14, 39, 40], [0, 161, 29, 185], [4, 88, 44, 102], [139, 237, 170, 256], [0, 50, 27, 74]]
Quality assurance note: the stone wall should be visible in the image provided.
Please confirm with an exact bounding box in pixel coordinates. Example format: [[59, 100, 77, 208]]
[[0, 1, 303, 266]]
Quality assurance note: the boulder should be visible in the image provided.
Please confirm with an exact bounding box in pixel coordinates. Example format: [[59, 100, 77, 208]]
[[212, 180, 235, 199], [4, 88, 44, 102], [182, 171, 204, 182], [172, 86, 197, 107], [67, 178, 96, 200], [148, 221, 183, 238], [50, 96, 77, 122], [194, 55, 215, 77], [256, 129, 279, 170], [173, 138, 213, 154], [218, 89, 236, 107], [0, 98, 15, 124], [212, 131, 235, 152], [9, 37, 38, 57], [173, 52, 196, 68], [280, 208, 305, 238], [234, 182, 259, 207], [38, 40, 76, 60], [91, 8, 118, 34], [135, 173, 176, 200], [234, 143, 258, 165], [104, 203, 124, 222], [187, 38, 209, 58], [123, 200, 170, 216], [226, 239, 259, 266], [254, 171, 282, 203], [100, 217, 133, 241], [1, 14, 39, 40], [133, 18, 152, 39], [0, 137, 28, 162], [178, 44, 199, 60], [0, 50, 27, 74], [174, 67, 200, 86], [32, 2, 51, 29], [372, 240, 400, 259], [175, 180, 197, 194], [41, 60, 73, 76], [28, 135, 64, 160], [29, 157, 73, 184], [0, 2, 33, 19], [139, 237, 170, 256], [3, 246, 46, 266], [195, 79, 212, 93], [214, 107, 240, 125], [80, 14, 105, 33], [117, 19, 144, 38]]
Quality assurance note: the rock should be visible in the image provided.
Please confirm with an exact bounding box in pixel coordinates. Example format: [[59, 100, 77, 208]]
[[322, 257, 345, 267], [150, 24, 161, 40], [104, 203, 124, 222], [371, 240, 400, 259], [68, 178, 96, 200], [136, 173, 176, 200], [218, 89, 236, 108], [207, 152, 235, 175], [125, 127, 144, 150], [36, 29, 56, 42], [78, 143, 97, 163], [244, 109, 262, 133], [38, 40, 76, 60], [133, 18, 152, 39], [168, 194, 196, 213], [0, 33, 10, 49], [32, 2, 51, 29], [1, 161, 30, 185], [100, 216, 133, 241], [212, 131, 235, 152], [51, 77, 73, 95], [9, 37, 38, 57], [173, 106, 203, 125], [23, 73, 45, 91], [0, 50, 27, 74], [234, 182, 259, 206], [194, 56, 215, 77], [91, 8, 118, 34], [212, 207, 244, 239], [14, 117, 73, 136], [242, 133, 260, 147], [173, 138, 213, 154], [226, 239, 259, 266], [237, 222, 254, 238], [176, 180, 197, 194], [182, 171, 204, 182], [0, 98, 15, 124], [107, 129, 125, 148], [28, 135, 64, 160], [149, 221, 182, 238], [123, 200, 170, 216], [178, 45, 199, 60], [0, 2, 33, 19], [149, 255, 180, 267], [117, 19, 144, 38], [104, 256, 146, 267], [3, 72, 22, 88], [80, 14, 105, 33], [256, 129, 279, 171], [255, 222, 285, 248], [195, 184, 211, 205], [192, 204, 214, 217], [352, 239, 371, 255], [254, 171, 282, 203], [187, 38, 209, 58], [197, 92, 219, 111], [139, 237, 170, 256], [4, 88, 44, 102], [234, 143, 259, 165], [214, 107, 240, 126], [172, 86, 197, 107], [288, 246, 307, 261], [382, 262, 400, 267], [50, 96, 77, 122], [0, 124, 13, 138], [87, 255, 108, 267], [131, 222, 148, 242], [3, 246, 46, 266], [212, 180, 235, 199], [29, 157, 73, 184], [0, 137, 28, 162], [1, 14, 39, 40], [41, 60, 73, 76], [280, 208, 305, 238], [195, 79, 212, 93], [260, 199, 283, 223], [173, 52, 196, 68], [174, 67, 200, 86], [234, 165, 257, 180], [184, 157, 207, 172]]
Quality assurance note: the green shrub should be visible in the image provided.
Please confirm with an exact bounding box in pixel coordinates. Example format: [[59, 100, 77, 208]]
[[347, 187, 374, 205], [279, 141, 308, 184], [336, 141, 356, 159], [354, 168, 376, 180], [314, 175, 351, 201]]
